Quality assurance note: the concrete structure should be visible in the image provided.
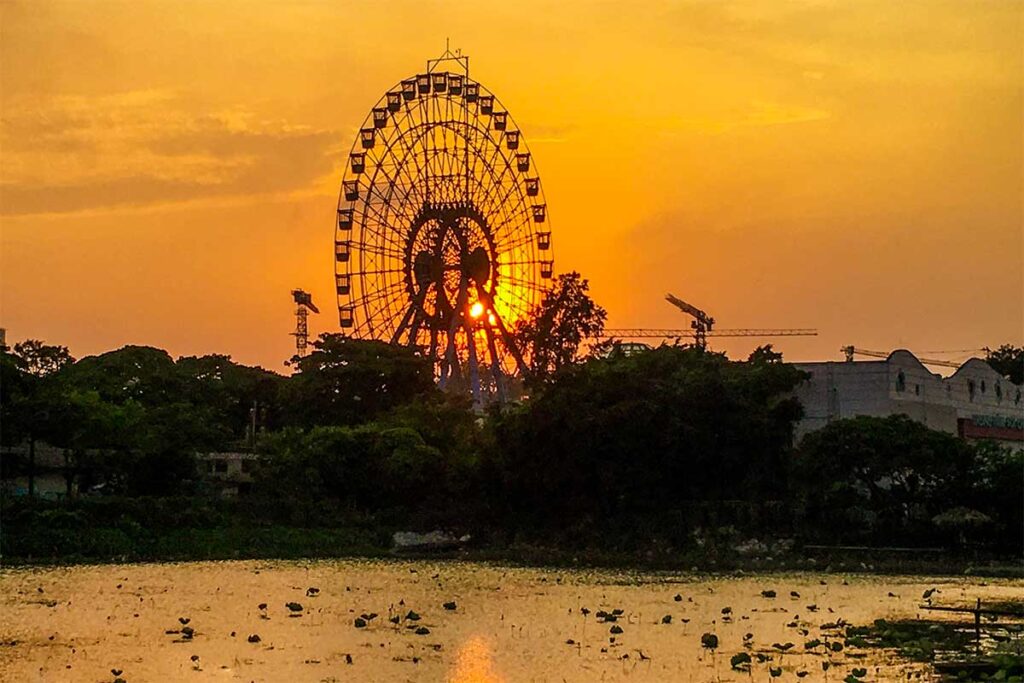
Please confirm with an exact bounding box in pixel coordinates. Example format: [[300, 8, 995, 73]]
[[2, 445, 260, 498], [197, 452, 258, 496], [0, 443, 72, 499], [793, 350, 1023, 450]]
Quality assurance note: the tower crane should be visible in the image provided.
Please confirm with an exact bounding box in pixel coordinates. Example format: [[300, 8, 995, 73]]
[[601, 293, 817, 350], [664, 294, 714, 348], [291, 289, 319, 358]]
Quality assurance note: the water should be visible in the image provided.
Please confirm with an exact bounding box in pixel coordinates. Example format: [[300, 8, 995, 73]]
[[1, 560, 1019, 682]]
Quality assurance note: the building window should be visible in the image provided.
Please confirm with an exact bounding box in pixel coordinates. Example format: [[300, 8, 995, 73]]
[[968, 380, 976, 402], [214, 460, 228, 474], [995, 381, 1002, 402], [240, 459, 253, 474], [980, 380, 987, 394], [914, 384, 920, 396], [1016, 388, 1022, 405], [896, 370, 906, 392]]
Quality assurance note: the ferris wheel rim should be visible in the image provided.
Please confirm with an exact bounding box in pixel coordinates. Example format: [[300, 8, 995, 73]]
[[332, 61, 555, 384]]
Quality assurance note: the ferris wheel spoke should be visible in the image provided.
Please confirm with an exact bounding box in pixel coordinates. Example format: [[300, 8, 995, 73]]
[[497, 276, 545, 306], [497, 232, 539, 258], [347, 268, 405, 278], [467, 148, 525, 238], [359, 196, 418, 246], [360, 174, 420, 237], [363, 113, 433, 229], [480, 161, 528, 229], [499, 260, 542, 268], [358, 283, 409, 336], [472, 119, 511, 202], [486, 201, 530, 236], [348, 233, 405, 262]]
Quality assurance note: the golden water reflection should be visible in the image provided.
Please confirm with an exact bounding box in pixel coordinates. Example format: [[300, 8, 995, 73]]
[[1, 560, 1021, 682], [449, 634, 504, 683]]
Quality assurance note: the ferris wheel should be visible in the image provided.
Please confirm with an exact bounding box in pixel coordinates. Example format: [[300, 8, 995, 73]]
[[334, 49, 554, 403]]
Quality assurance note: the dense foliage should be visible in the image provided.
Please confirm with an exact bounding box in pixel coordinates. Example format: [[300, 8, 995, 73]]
[[282, 334, 437, 427], [514, 271, 607, 382], [485, 345, 807, 547], [792, 415, 1021, 549], [985, 344, 1023, 385], [2, 327, 1022, 562]]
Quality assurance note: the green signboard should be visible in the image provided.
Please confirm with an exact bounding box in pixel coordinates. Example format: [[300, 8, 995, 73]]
[[971, 414, 1024, 431]]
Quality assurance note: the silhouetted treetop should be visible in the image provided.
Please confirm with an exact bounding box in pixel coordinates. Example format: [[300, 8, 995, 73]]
[[515, 271, 606, 383]]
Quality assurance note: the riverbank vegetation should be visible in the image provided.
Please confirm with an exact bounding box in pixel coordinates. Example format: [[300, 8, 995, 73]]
[[2, 281, 1022, 568]]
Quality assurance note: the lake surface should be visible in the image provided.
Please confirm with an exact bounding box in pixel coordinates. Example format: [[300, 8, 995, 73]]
[[1, 560, 1020, 682]]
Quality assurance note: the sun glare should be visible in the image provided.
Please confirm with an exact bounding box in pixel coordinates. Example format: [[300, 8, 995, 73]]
[[469, 301, 485, 318]]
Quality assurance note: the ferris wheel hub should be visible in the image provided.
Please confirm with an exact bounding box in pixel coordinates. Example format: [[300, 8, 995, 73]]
[[404, 200, 496, 330]]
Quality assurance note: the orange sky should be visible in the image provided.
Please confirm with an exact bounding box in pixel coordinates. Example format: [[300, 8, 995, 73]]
[[2, 0, 1021, 370]]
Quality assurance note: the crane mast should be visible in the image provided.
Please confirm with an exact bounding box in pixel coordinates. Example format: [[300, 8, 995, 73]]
[[291, 289, 320, 358], [664, 293, 715, 349]]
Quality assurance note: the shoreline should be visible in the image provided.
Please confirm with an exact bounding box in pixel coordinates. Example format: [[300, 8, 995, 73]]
[[3, 541, 1022, 579]]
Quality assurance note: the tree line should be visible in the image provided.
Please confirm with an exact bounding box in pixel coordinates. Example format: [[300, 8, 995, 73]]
[[2, 275, 1022, 560]]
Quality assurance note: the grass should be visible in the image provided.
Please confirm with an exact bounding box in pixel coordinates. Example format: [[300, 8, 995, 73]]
[[1, 525, 391, 565]]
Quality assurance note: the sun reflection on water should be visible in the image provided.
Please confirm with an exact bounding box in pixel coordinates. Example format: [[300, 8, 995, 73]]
[[448, 635, 504, 683]]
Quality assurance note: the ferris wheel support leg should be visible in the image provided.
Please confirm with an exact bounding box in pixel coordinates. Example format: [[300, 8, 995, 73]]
[[428, 326, 439, 372], [390, 304, 417, 346], [392, 284, 428, 347], [483, 323, 507, 403], [440, 278, 469, 390], [462, 317, 483, 410], [481, 296, 530, 381], [408, 284, 432, 351], [439, 339, 459, 390], [408, 311, 423, 352]]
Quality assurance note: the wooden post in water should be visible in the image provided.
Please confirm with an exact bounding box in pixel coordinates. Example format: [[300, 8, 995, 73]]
[[974, 598, 982, 655]]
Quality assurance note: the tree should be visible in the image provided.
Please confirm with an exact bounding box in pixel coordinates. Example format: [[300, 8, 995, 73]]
[[748, 344, 784, 365], [58, 345, 182, 406], [176, 354, 285, 446], [964, 441, 1024, 553], [792, 415, 976, 545], [255, 419, 465, 526], [0, 343, 75, 496], [35, 388, 140, 497], [486, 345, 807, 546], [11, 339, 74, 377], [283, 334, 437, 428], [1, 347, 33, 447], [984, 345, 1023, 385], [1, 346, 40, 494], [515, 271, 607, 382]]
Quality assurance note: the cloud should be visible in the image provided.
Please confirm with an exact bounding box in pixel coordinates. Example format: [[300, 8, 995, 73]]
[[0, 90, 339, 216], [667, 100, 830, 134], [517, 122, 575, 144]]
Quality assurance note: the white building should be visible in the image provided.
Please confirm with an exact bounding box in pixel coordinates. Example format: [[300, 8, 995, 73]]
[[792, 350, 1023, 450]]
